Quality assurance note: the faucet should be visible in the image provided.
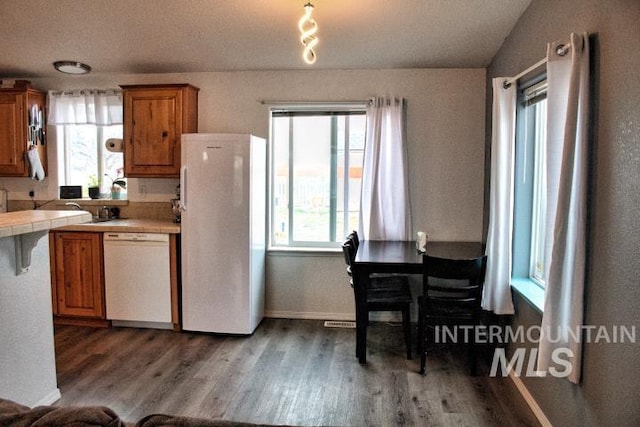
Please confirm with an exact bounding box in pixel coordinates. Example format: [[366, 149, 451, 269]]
[[65, 202, 82, 210]]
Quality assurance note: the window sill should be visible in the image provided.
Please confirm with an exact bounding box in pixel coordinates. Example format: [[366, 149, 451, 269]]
[[267, 246, 341, 257], [511, 277, 545, 314]]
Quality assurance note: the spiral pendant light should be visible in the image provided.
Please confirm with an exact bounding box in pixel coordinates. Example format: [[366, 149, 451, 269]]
[[298, 2, 318, 64]]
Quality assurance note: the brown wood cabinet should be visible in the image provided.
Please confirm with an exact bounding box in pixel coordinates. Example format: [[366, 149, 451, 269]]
[[50, 231, 109, 327], [121, 84, 198, 177], [0, 84, 48, 177]]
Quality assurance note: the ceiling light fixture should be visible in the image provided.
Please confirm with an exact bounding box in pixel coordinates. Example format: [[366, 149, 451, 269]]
[[298, 2, 318, 64], [53, 61, 91, 75]]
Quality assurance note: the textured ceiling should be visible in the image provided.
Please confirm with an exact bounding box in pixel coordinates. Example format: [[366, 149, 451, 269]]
[[0, 0, 531, 78]]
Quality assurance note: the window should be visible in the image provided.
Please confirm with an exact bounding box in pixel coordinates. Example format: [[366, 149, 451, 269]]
[[512, 78, 547, 287], [57, 124, 124, 197], [48, 89, 124, 198], [270, 106, 366, 248]]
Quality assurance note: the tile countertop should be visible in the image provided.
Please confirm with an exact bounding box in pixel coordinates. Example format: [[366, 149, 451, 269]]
[[0, 210, 92, 238], [57, 218, 181, 234]]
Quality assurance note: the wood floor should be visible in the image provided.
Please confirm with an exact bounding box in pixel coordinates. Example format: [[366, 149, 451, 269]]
[[53, 319, 539, 426]]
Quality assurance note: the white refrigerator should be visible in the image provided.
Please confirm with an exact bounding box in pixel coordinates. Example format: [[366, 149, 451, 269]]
[[180, 133, 266, 334]]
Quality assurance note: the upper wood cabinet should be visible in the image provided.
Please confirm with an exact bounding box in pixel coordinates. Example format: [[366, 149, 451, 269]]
[[0, 84, 48, 177], [121, 84, 199, 177]]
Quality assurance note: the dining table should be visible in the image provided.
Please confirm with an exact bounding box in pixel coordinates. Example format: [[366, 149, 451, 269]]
[[352, 240, 484, 364]]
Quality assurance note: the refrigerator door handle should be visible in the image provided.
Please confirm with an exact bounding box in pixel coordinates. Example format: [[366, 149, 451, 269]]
[[180, 165, 187, 211]]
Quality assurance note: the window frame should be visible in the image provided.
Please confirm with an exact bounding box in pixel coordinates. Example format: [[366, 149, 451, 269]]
[[56, 124, 124, 196], [512, 75, 548, 289], [268, 104, 366, 250], [528, 95, 547, 285]]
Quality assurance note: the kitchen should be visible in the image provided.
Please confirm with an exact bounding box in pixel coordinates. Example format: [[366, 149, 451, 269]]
[[2, 68, 487, 326], [1, 63, 491, 416], [2, 66, 476, 420], [1, 1, 639, 426], [0, 62, 488, 423]]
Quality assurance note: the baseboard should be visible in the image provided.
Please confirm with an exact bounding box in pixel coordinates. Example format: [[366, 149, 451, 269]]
[[264, 310, 404, 322], [111, 320, 173, 330], [33, 388, 61, 407], [265, 310, 355, 321], [54, 316, 111, 328], [508, 370, 552, 427]]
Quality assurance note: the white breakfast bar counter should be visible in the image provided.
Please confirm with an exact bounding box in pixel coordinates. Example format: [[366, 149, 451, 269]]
[[0, 209, 92, 238], [0, 210, 91, 407]]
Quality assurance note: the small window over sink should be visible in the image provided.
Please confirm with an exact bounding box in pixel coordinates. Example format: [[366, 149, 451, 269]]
[[57, 124, 123, 198], [48, 89, 124, 198]]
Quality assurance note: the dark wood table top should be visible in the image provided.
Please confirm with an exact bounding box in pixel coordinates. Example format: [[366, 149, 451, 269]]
[[354, 240, 484, 274]]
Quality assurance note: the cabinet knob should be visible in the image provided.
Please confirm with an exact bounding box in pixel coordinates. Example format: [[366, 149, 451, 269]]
[[162, 131, 169, 138]]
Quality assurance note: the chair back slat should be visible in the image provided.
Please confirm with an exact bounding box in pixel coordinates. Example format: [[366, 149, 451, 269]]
[[422, 254, 487, 308], [424, 255, 486, 281]]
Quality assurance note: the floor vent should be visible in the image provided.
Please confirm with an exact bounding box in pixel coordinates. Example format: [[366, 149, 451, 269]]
[[323, 321, 356, 329]]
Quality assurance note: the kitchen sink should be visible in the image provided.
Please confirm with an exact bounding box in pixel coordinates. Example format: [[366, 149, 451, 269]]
[[91, 217, 118, 223]]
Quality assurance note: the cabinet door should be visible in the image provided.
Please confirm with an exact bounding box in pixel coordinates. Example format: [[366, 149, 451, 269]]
[[0, 92, 26, 175], [124, 88, 182, 177], [0, 89, 47, 176], [122, 84, 198, 177], [52, 232, 105, 318]]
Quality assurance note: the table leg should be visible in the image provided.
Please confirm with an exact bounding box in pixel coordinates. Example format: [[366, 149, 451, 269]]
[[355, 300, 362, 359], [356, 273, 368, 364], [357, 304, 367, 364]]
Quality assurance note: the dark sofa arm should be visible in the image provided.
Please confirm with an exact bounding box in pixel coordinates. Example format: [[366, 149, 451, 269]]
[[135, 414, 273, 427], [0, 398, 124, 427]]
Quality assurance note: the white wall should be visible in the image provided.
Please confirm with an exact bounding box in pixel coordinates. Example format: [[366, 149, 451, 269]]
[[0, 234, 60, 406], [1, 68, 486, 319]]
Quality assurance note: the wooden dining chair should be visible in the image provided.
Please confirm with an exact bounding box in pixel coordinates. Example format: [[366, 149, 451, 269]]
[[342, 237, 413, 360], [348, 230, 360, 250], [417, 254, 487, 375]]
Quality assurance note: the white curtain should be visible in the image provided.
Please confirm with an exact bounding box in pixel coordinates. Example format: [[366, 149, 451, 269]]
[[537, 32, 589, 384], [483, 79, 516, 315], [48, 89, 123, 125], [359, 97, 412, 241]]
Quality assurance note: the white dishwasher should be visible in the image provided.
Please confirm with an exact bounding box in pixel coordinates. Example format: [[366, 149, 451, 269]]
[[103, 232, 172, 328]]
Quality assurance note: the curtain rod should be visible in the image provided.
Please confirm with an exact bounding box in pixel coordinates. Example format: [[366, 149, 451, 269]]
[[502, 57, 547, 89], [48, 89, 121, 96], [503, 42, 572, 89], [260, 100, 367, 106]]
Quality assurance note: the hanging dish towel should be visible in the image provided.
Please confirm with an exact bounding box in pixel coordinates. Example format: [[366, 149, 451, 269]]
[[25, 147, 45, 181]]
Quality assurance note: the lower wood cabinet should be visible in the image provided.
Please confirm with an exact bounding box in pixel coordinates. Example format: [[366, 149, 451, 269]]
[[50, 231, 110, 327], [49, 229, 181, 330]]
